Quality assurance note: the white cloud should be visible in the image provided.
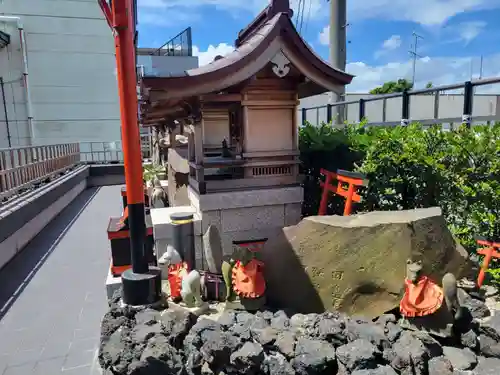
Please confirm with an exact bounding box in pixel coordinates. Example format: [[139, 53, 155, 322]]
[[348, 0, 500, 26], [139, 0, 500, 29], [457, 21, 487, 44], [346, 54, 500, 93], [137, 0, 325, 23], [318, 25, 329, 46], [374, 35, 402, 59], [440, 21, 487, 45], [382, 35, 402, 50], [138, 12, 199, 26], [193, 43, 235, 66]]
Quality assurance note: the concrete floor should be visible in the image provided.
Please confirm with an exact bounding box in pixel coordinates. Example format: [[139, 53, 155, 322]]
[[0, 185, 122, 375]]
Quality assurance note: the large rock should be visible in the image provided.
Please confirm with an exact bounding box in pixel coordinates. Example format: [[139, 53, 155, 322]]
[[262, 207, 475, 318]]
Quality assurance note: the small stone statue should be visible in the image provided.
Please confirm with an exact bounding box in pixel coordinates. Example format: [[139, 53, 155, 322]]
[[180, 270, 205, 308], [221, 139, 232, 158], [158, 245, 184, 301], [399, 259, 471, 337], [222, 246, 266, 311], [222, 256, 237, 302], [150, 178, 169, 208], [158, 244, 182, 268], [203, 225, 224, 274]]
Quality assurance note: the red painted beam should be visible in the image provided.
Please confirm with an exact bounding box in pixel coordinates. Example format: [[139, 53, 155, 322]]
[[97, 0, 113, 30]]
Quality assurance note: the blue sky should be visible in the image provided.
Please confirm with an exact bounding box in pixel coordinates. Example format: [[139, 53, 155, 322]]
[[136, 0, 500, 92]]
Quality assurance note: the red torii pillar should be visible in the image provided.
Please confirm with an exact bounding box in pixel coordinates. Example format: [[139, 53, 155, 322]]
[[98, 0, 161, 305], [476, 237, 500, 288], [318, 169, 368, 216]]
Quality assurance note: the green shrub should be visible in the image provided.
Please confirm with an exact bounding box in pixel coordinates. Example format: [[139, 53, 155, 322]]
[[299, 121, 500, 254], [143, 163, 165, 184]]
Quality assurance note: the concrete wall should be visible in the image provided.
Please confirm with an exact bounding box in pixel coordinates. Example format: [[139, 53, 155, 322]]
[[0, 165, 89, 270], [0, 0, 122, 147], [0, 163, 130, 271], [137, 55, 199, 77], [299, 92, 500, 125]]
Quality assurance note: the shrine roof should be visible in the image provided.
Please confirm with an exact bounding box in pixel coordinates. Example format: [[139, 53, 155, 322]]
[[140, 0, 354, 105]]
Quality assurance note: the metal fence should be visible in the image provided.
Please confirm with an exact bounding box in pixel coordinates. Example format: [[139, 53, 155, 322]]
[[0, 136, 152, 201], [301, 77, 500, 128], [79, 141, 123, 163], [151, 27, 193, 57], [78, 135, 151, 163], [0, 143, 80, 200]]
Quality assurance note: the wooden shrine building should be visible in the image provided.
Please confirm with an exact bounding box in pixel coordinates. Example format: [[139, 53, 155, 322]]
[[140, 0, 354, 256]]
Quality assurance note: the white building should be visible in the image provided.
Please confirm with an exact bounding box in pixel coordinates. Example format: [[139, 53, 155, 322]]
[[0, 0, 122, 148]]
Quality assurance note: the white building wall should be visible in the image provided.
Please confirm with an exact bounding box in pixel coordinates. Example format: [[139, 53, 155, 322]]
[[0, 0, 121, 148], [299, 92, 500, 125], [137, 55, 199, 77]]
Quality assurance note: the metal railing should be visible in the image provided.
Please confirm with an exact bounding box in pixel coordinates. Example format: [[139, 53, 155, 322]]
[[301, 77, 500, 128], [0, 136, 152, 201], [151, 27, 193, 57], [79, 141, 123, 163], [78, 135, 151, 163], [0, 143, 80, 200]]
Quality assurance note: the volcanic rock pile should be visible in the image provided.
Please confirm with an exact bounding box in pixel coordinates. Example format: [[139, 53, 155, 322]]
[[99, 291, 500, 375]]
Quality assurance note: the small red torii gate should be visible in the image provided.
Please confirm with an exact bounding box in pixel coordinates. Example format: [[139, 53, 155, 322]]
[[318, 169, 369, 216], [476, 237, 500, 287]]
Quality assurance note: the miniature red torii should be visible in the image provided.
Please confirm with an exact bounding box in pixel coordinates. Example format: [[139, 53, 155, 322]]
[[318, 169, 369, 216], [476, 237, 500, 287]]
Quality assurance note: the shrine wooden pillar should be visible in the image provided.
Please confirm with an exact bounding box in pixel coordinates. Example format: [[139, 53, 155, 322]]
[[193, 119, 205, 193]]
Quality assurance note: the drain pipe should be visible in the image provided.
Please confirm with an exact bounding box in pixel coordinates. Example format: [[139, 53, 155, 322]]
[[0, 16, 34, 144]]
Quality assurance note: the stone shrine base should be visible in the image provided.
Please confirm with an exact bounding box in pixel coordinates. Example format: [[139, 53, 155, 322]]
[[99, 289, 500, 375]]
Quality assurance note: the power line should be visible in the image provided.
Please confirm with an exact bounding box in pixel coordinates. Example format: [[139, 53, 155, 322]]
[[408, 31, 424, 86]]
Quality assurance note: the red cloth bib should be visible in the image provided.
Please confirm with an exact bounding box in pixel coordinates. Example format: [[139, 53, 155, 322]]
[[168, 262, 188, 299], [400, 276, 444, 317], [232, 259, 266, 298]]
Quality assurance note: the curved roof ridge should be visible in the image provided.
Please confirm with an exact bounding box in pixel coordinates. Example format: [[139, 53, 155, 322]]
[[236, 0, 293, 47], [183, 12, 284, 77], [140, 10, 354, 104]]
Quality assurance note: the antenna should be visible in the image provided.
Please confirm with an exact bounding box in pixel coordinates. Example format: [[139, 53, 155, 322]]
[[479, 55, 484, 79], [408, 32, 424, 87]]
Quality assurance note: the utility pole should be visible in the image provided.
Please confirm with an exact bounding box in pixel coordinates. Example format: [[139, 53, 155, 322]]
[[409, 32, 423, 87], [328, 0, 347, 125]]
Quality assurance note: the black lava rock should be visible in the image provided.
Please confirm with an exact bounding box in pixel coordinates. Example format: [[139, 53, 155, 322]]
[[336, 339, 381, 371], [290, 337, 337, 375], [98, 292, 500, 375]]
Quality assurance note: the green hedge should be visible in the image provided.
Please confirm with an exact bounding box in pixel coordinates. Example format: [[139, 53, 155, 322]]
[[299, 121, 500, 253]]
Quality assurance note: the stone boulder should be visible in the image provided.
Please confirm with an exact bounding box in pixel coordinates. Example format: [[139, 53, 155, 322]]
[[262, 207, 476, 319]]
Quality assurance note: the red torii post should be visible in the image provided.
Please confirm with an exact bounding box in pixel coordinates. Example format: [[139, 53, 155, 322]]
[[318, 169, 368, 216], [97, 0, 161, 306], [476, 237, 500, 288]]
